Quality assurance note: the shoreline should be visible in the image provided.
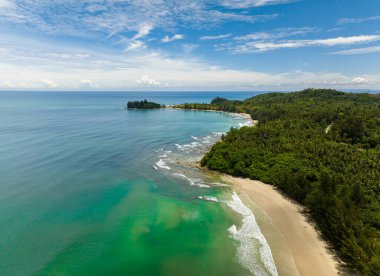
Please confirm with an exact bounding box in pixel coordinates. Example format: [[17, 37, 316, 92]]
[[180, 107, 340, 275], [167, 106, 258, 126], [225, 176, 340, 276]]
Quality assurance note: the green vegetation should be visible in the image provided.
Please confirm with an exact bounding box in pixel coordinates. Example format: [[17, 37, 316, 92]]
[[177, 89, 380, 275], [127, 99, 164, 109], [175, 97, 241, 112]]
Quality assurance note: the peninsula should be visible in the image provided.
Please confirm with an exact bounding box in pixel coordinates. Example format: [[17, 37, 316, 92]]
[[176, 89, 380, 275]]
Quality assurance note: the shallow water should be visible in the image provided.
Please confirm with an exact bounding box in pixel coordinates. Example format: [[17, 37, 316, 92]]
[[0, 91, 276, 275]]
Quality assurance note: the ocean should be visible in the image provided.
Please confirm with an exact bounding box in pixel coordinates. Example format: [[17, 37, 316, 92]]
[[0, 91, 277, 275]]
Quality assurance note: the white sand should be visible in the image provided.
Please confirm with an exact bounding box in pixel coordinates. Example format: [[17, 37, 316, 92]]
[[226, 176, 340, 276]]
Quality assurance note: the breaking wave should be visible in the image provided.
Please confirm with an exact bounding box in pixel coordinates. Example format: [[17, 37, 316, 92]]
[[198, 195, 218, 202], [172, 173, 210, 188], [155, 159, 170, 170], [226, 193, 278, 276]]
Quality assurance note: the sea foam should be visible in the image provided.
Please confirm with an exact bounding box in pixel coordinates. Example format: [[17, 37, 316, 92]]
[[155, 159, 170, 170], [175, 133, 222, 153], [227, 192, 278, 276], [228, 224, 237, 235], [172, 173, 210, 188], [175, 142, 201, 152], [239, 121, 253, 127], [198, 195, 218, 202]]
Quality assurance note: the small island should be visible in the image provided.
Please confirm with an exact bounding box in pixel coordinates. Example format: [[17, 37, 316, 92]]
[[127, 99, 164, 109]]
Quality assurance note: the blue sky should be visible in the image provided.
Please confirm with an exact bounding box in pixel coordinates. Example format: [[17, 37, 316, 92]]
[[0, 0, 379, 91]]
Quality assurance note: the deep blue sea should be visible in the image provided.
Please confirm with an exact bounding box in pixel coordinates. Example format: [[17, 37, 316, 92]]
[[0, 91, 278, 275]]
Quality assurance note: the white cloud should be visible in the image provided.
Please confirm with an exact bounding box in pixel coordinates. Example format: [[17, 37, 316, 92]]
[[118, 24, 153, 51], [80, 79, 98, 89], [182, 44, 199, 53], [40, 78, 58, 88], [351, 77, 368, 84], [125, 41, 145, 51], [0, 0, 13, 8], [132, 24, 153, 40], [136, 75, 163, 87], [1, 80, 17, 88], [338, 15, 380, 25], [85, 4, 107, 13], [162, 34, 184, 43], [0, 0, 262, 37], [200, 34, 231, 40], [220, 0, 297, 8], [44, 53, 90, 60], [312, 36, 380, 46], [226, 35, 380, 53], [234, 27, 319, 41], [331, 45, 380, 55], [0, 31, 379, 91], [1, 51, 378, 90]]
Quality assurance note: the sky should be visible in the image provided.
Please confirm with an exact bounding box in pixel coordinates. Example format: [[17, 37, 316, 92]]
[[0, 0, 379, 91]]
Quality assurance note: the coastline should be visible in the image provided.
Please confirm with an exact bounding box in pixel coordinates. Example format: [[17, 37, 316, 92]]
[[179, 107, 340, 275], [225, 176, 340, 276], [236, 112, 258, 126], [167, 107, 258, 126]]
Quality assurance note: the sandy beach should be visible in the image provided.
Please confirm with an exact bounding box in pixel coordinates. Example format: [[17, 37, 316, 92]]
[[226, 176, 340, 276], [168, 107, 257, 126], [238, 113, 258, 126]]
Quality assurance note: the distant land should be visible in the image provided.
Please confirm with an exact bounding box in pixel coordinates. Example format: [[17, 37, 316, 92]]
[[176, 88, 380, 275], [127, 99, 164, 109]]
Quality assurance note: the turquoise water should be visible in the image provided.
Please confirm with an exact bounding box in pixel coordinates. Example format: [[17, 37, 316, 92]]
[[0, 91, 276, 275]]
